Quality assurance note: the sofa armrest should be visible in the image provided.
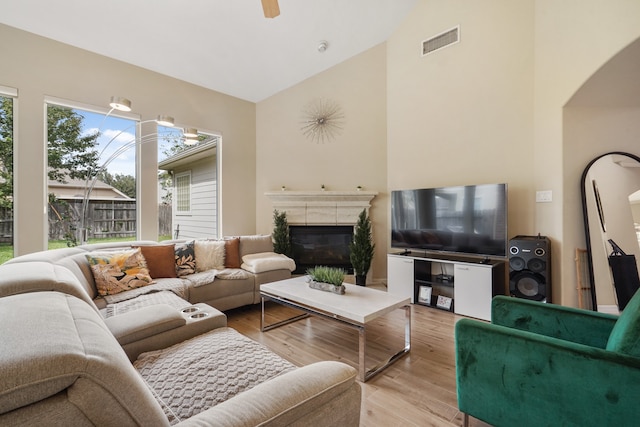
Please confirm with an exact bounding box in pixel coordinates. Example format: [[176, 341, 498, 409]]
[[455, 318, 640, 427], [491, 295, 618, 348], [0, 262, 96, 309], [176, 361, 361, 427], [105, 304, 185, 345]]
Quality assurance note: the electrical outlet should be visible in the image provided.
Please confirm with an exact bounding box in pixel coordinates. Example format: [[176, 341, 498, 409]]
[[536, 190, 552, 203]]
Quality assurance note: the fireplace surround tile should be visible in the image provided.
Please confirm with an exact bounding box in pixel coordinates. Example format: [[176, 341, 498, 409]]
[[265, 191, 377, 225]]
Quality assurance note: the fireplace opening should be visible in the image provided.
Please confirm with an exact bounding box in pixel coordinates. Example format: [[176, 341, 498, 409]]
[[290, 225, 354, 275]]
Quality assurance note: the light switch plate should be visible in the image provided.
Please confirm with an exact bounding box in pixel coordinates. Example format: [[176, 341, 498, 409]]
[[536, 190, 552, 203]]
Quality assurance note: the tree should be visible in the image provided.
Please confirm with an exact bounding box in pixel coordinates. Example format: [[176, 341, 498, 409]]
[[98, 171, 136, 198], [160, 132, 206, 160], [47, 105, 100, 183], [272, 210, 292, 256], [161, 134, 190, 159], [158, 170, 173, 204], [349, 209, 375, 285], [0, 97, 13, 208], [1, 104, 101, 206], [45, 105, 101, 245]]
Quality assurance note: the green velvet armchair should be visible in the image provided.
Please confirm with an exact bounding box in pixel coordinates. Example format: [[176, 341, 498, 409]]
[[455, 293, 640, 427]]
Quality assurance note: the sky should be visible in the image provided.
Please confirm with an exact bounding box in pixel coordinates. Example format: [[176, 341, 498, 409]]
[[77, 109, 181, 177]]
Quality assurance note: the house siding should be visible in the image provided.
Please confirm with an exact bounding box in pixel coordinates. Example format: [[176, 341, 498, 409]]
[[173, 155, 217, 239]]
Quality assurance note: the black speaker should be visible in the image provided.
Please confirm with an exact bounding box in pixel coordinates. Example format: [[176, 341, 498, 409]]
[[509, 235, 551, 302]]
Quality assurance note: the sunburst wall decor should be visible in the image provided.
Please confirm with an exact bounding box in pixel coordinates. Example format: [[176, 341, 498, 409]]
[[300, 98, 345, 144]]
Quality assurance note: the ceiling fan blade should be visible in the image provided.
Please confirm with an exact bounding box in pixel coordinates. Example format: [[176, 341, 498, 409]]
[[261, 0, 280, 18]]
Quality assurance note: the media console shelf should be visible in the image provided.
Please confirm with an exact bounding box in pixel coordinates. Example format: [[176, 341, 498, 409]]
[[387, 252, 506, 321]]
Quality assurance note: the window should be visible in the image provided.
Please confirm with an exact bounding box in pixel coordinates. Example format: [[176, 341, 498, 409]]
[[0, 88, 16, 262], [158, 131, 219, 240], [46, 101, 136, 246], [157, 125, 184, 240], [175, 171, 191, 214]]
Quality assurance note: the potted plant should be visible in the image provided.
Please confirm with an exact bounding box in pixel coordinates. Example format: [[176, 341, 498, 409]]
[[272, 210, 292, 257], [349, 209, 375, 286], [306, 266, 346, 294]]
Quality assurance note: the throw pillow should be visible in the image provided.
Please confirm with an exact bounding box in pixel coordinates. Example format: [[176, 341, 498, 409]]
[[86, 248, 153, 296], [238, 234, 274, 258], [224, 237, 241, 269], [175, 240, 196, 277], [194, 240, 226, 271], [134, 244, 177, 279]]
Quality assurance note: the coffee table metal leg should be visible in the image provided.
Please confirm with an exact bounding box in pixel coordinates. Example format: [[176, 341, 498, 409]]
[[261, 294, 309, 332], [359, 327, 366, 382], [361, 304, 411, 382], [404, 304, 411, 352]]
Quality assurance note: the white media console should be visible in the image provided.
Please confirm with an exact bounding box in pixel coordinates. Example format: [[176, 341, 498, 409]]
[[387, 252, 506, 321]]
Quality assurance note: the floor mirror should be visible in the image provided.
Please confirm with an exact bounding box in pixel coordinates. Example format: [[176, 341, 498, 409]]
[[581, 151, 640, 312]]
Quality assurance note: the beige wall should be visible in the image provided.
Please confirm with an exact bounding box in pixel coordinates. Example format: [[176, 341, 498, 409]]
[[256, 44, 388, 281], [535, 0, 640, 305], [386, 1, 535, 291], [0, 23, 256, 255]]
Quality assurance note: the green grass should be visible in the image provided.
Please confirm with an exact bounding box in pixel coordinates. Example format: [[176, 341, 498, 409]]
[[0, 235, 173, 265], [0, 244, 13, 265]]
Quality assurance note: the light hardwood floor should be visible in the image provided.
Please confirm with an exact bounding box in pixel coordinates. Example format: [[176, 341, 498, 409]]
[[226, 288, 492, 427]]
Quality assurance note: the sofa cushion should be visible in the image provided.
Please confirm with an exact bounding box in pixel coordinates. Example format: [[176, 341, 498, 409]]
[[606, 289, 640, 356], [194, 240, 226, 272], [224, 237, 241, 268], [175, 240, 196, 277], [241, 252, 296, 274], [134, 327, 296, 424], [135, 245, 177, 279], [239, 234, 273, 258], [101, 290, 191, 317], [185, 269, 252, 289], [86, 248, 153, 296]]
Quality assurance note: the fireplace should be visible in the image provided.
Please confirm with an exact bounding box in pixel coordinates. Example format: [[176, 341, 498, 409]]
[[290, 225, 354, 275], [265, 190, 377, 276]]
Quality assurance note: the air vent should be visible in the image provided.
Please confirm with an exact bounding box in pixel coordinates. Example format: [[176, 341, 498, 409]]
[[422, 26, 460, 56]]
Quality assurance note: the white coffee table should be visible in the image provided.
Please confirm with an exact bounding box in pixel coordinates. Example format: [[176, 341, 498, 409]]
[[260, 276, 411, 382]]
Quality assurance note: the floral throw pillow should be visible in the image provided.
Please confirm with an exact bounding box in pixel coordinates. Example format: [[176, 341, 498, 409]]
[[86, 248, 153, 296], [175, 240, 197, 277]]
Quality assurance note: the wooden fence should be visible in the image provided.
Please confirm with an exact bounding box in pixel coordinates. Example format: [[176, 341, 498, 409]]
[[0, 203, 172, 242], [159, 204, 172, 237], [0, 207, 12, 243]]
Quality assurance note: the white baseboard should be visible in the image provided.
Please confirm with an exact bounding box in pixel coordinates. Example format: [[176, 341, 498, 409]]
[[597, 305, 619, 315]]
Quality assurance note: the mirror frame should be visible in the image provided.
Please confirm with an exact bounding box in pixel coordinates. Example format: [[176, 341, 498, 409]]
[[580, 151, 640, 311]]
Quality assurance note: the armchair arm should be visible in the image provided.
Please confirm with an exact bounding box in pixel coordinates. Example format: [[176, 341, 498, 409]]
[[491, 295, 617, 348], [455, 318, 640, 427], [176, 361, 361, 427]]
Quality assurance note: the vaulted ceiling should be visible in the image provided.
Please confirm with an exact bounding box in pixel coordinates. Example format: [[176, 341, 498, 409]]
[[0, 0, 417, 102]]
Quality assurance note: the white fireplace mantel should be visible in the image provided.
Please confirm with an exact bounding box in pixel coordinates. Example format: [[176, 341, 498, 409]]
[[265, 190, 377, 225]]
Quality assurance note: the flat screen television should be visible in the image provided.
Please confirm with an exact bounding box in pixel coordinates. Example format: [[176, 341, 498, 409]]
[[391, 183, 508, 259]]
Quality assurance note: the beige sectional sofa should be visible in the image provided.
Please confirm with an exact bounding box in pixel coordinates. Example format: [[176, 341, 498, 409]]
[[0, 235, 362, 426]]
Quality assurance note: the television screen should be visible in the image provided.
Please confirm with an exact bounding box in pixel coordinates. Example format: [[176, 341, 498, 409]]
[[391, 183, 508, 258]]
